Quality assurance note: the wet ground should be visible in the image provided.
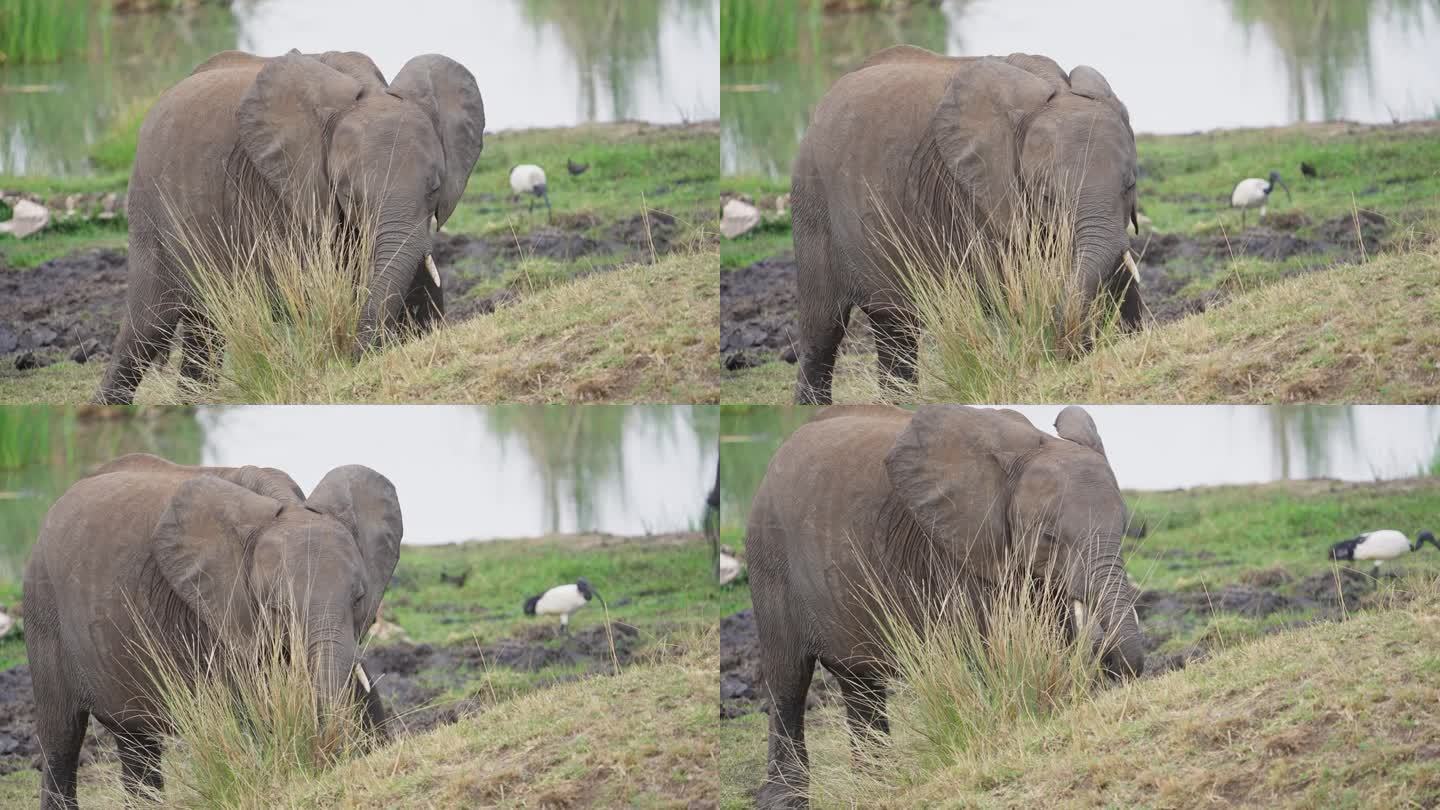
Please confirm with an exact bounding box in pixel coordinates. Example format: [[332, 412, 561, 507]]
[[0, 209, 687, 370], [719, 564, 1379, 720], [720, 210, 1390, 370], [0, 620, 648, 778]]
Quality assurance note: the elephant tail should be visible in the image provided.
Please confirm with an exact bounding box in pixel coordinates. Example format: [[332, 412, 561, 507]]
[[523, 594, 541, 615]]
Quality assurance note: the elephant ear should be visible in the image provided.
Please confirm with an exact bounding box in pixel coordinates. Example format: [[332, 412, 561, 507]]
[[1067, 65, 1132, 135], [309, 51, 388, 94], [389, 54, 486, 228], [219, 465, 306, 504], [153, 475, 283, 641], [237, 50, 364, 215], [913, 57, 1056, 236], [1003, 53, 1069, 93], [306, 466, 403, 622], [884, 406, 1046, 578], [1053, 405, 1107, 459]]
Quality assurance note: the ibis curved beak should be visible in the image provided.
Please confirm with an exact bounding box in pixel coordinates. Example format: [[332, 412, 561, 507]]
[[1278, 179, 1292, 203]]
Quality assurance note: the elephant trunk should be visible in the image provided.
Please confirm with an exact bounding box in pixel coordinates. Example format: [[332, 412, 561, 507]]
[[1082, 551, 1145, 679], [307, 613, 361, 731], [357, 210, 431, 354]]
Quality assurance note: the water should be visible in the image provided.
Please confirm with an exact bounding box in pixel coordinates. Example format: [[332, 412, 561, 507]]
[[719, 405, 1440, 531], [722, 0, 1440, 177], [0, 405, 719, 585], [0, 0, 719, 176]]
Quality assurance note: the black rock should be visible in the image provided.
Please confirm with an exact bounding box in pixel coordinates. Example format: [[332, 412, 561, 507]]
[[14, 351, 41, 370], [780, 345, 798, 364], [20, 326, 57, 349], [70, 338, 101, 364]]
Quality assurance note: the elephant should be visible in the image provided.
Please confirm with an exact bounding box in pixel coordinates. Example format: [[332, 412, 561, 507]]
[[23, 453, 402, 808], [96, 48, 486, 404], [790, 46, 1143, 404], [746, 404, 1144, 807]]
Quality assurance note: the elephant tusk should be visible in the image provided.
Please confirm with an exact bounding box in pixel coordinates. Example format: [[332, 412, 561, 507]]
[[1132, 606, 1141, 627], [424, 253, 441, 287], [1122, 250, 1141, 283], [1072, 600, 1087, 628], [429, 214, 438, 233], [353, 662, 372, 694]]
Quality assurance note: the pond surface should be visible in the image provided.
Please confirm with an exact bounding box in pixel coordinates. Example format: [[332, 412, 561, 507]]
[[719, 405, 1440, 532], [722, 0, 1440, 177], [1, 0, 718, 176], [0, 405, 719, 585]]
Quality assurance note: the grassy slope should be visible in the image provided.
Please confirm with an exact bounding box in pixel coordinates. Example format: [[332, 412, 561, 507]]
[[0, 532, 726, 806], [720, 122, 1440, 403], [718, 479, 1440, 808], [0, 122, 720, 403]]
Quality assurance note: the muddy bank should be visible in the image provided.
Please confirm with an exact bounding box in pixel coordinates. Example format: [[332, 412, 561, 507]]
[[720, 210, 1389, 370], [0, 209, 688, 370], [719, 565, 1382, 719], [0, 621, 645, 778]]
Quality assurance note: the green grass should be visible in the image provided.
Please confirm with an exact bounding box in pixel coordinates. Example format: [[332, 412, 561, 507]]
[[87, 96, 151, 173], [0, 405, 50, 467], [0, 0, 104, 64], [0, 220, 127, 269], [721, 0, 814, 64]]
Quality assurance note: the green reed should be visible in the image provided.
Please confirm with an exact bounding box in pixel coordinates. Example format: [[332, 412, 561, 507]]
[[0, 0, 108, 65]]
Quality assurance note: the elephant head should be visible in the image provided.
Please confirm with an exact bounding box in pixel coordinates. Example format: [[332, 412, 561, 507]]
[[913, 54, 1142, 328], [236, 50, 485, 351], [152, 464, 402, 718], [884, 405, 1144, 678]]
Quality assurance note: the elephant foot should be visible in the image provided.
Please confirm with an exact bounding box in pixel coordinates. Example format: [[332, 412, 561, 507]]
[[755, 778, 808, 810]]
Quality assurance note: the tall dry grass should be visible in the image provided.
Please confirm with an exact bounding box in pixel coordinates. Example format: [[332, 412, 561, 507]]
[[800, 534, 1128, 805], [165, 191, 380, 403], [869, 185, 1127, 403], [110, 598, 377, 808]]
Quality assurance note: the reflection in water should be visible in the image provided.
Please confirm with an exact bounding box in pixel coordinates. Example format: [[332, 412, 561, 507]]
[[0, 0, 718, 176], [0, 406, 718, 586], [722, 0, 1440, 177], [719, 405, 1440, 533]]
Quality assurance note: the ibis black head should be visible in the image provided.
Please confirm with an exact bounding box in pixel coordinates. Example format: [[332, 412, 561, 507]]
[[1418, 531, 1437, 550], [1329, 536, 1361, 560], [576, 576, 596, 600], [1268, 170, 1292, 202]]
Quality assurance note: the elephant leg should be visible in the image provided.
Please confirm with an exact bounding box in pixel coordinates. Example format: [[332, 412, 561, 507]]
[[794, 300, 850, 406], [757, 649, 816, 809], [833, 669, 889, 749], [869, 309, 919, 397], [35, 704, 87, 810], [179, 314, 221, 387], [116, 730, 164, 800], [97, 299, 181, 405]]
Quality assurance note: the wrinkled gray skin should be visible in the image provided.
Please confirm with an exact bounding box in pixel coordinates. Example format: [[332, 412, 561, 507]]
[[792, 46, 1142, 404], [24, 454, 402, 808], [747, 405, 1144, 808], [97, 49, 485, 405]]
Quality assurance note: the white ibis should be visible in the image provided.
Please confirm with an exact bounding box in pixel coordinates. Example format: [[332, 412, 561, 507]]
[[509, 164, 551, 222], [718, 545, 744, 586], [523, 577, 598, 634], [1329, 530, 1437, 578], [1230, 170, 1291, 227]]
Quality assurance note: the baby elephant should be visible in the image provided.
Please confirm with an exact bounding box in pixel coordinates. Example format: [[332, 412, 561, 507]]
[[747, 405, 1144, 807], [24, 454, 402, 808]]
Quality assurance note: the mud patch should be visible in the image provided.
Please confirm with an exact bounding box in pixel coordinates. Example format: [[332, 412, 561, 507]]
[[0, 209, 693, 368], [720, 211, 1390, 369], [0, 248, 128, 369], [0, 621, 649, 778], [720, 564, 1391, 719]]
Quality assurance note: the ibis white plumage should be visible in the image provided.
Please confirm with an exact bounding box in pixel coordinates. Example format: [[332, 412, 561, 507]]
[[509, 163, 551, 222], [1230, 170, 1291, 227], [523, 577, 598, 634], [1329, 529, 1436, 578]]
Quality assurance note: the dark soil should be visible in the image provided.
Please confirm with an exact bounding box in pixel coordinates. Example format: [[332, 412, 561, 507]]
[[0, 620, 645, 778], [719, 563, 1386, 720], [719, 211, 1390, 369], [0, 209, 689, 370]]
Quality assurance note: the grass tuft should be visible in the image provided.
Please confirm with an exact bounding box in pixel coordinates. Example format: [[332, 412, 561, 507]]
[[720, 0, 814, 64], [0, 0, 104, 65]]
